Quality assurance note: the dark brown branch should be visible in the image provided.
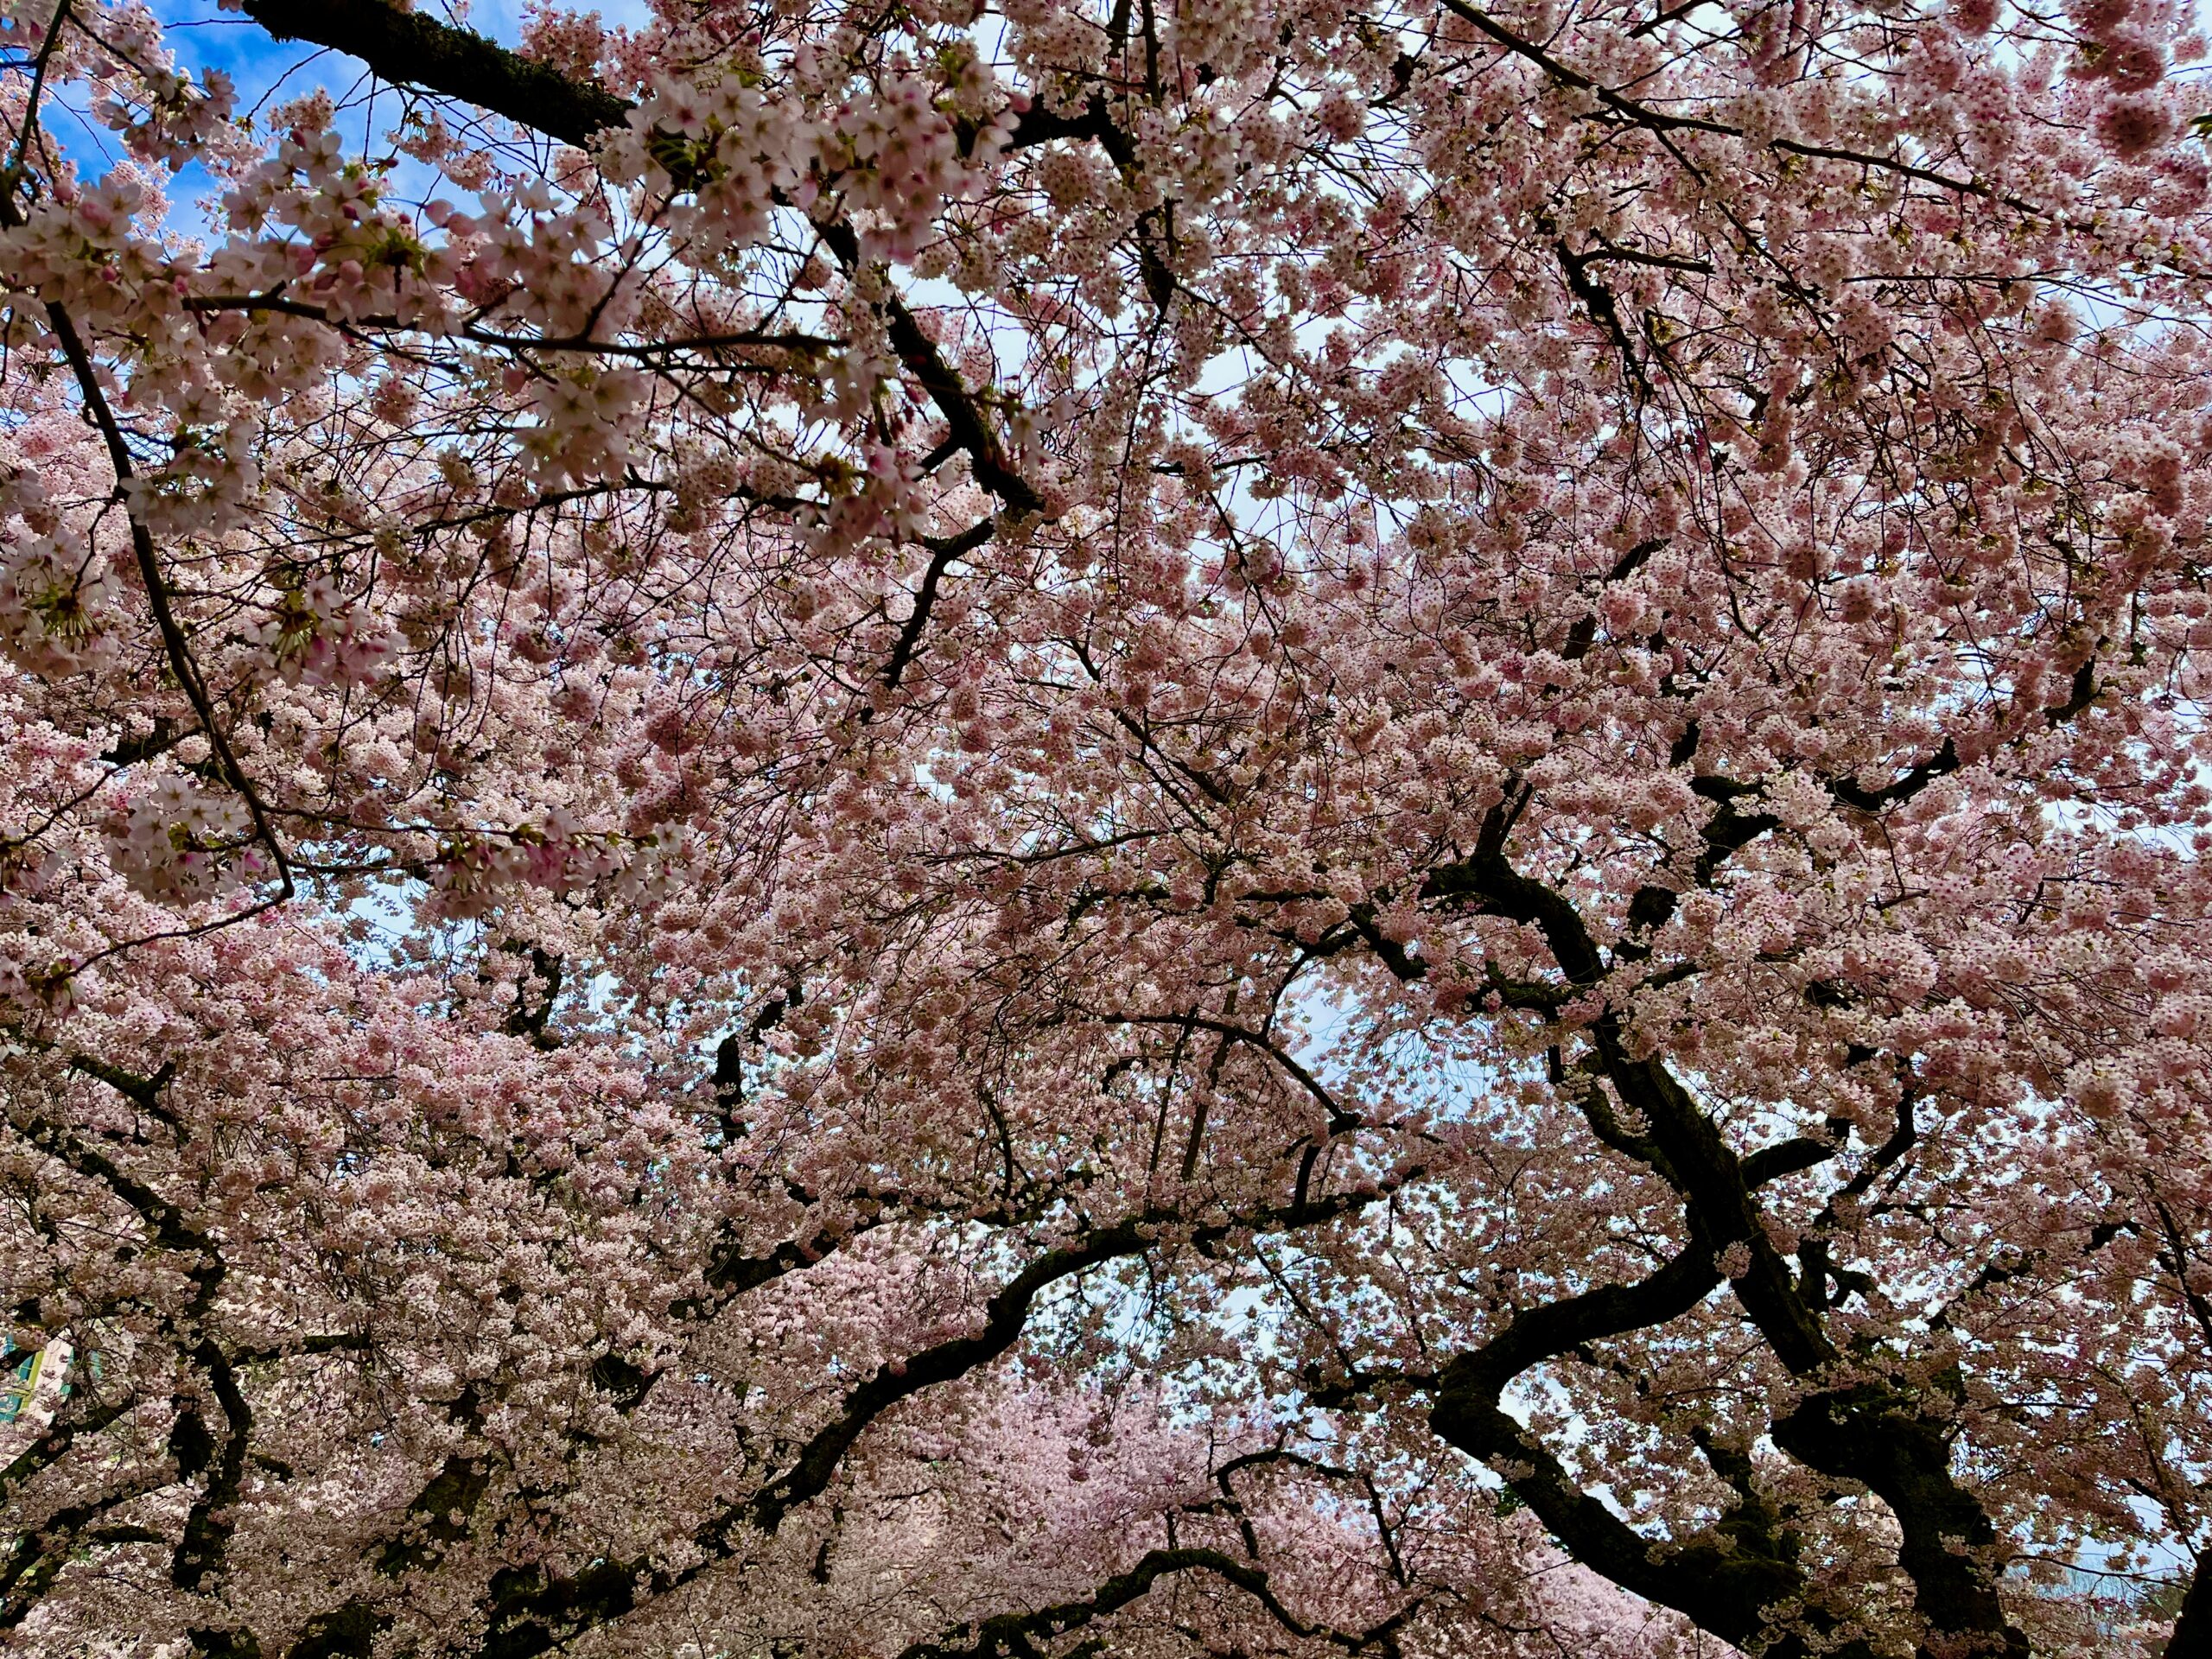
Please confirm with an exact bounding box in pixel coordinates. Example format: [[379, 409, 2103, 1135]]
[[34, 292, 293, 900], [1560, 538, 1666, 662], [1424, 1242, 1859, 1658], [240, 0, 628, 146], [1435, 0, 2062, 220], [68, 1053, 179, 1125], [1391, 811, 2027, 1659], [893, 1546, 1404, 1659], [474, 1186, 1391, 1659], [884, 516, 996, 691], [232, 0, 1041, 531], [1827, 739, 1960, 815]]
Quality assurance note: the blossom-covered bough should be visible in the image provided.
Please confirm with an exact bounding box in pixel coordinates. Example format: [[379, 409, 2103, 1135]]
[[1, 0, 2209, 1650]]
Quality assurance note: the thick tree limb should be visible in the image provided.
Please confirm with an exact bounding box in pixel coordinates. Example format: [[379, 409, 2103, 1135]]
[[1377, 805, 2030, 1659], [1424, 1242, 1873, 1659], [240, 0, 627, 145], [233, 0, 1042, 523], [894, 1546, 1408, 1659]]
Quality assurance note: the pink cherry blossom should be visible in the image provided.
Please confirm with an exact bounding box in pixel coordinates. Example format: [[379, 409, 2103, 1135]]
[[0, 0, 2208, 1651]]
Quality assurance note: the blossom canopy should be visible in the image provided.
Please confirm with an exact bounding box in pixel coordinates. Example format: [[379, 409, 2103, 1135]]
[[1, 0, 2211, 1652]]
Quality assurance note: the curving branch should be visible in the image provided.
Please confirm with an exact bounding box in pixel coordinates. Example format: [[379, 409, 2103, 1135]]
[[1424, 1242, 1874, 1659], [240, 0, 627, 145], [894, 1546, 1411, 1659], [28, 287, 294, 906], [1433, 0, 2068, 223], [234, 0, 1041, 525], [467, 1183, 1395, 1659], [8, 1103, 263, 1636], [1344, 789, 2032, 1659]]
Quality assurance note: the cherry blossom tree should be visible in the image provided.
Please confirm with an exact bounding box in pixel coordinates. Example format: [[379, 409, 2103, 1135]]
[[1, 0, 2209, 1650]]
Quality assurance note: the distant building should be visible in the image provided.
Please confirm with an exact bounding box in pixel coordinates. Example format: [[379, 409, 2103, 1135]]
[[0, 1335, 75, 1452]]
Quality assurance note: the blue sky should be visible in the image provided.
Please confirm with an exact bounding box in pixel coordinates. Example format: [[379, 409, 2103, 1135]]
[[43, 0, 654, 225]]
